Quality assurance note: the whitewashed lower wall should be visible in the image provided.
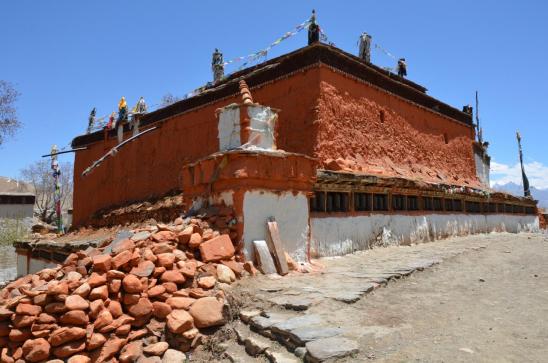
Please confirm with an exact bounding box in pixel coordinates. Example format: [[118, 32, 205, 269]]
[[16, 253, 57, 277], [311, 214, 539, 257], [242, 190, 309, 261]]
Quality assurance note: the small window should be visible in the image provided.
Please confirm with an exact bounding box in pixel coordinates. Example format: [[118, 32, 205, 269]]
[[465, 201, 481, 213], [407, 196, 419, 211], [354, 193, 371, 211], [310, 192, 326, 212], [392, 195, 406, 211], [326, 192, 349, 212], [488, 203, 497, 213], [444, 199, 454, 212], [379, 110, 385, 123], [433, 197, 443, 211], [373, 194, 388, 211], [443, 133, 449, 144], [453, 199, 463, 212], [504, 204, 513, 213], [423, 197, 433, 211], [497, 203, 504, 213]]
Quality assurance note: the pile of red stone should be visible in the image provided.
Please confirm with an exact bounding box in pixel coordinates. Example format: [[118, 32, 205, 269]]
[[0, 217, 252, 362]]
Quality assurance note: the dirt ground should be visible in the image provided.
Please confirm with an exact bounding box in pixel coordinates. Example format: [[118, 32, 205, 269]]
[[349, 233, 548, 363], [231, 232, 548, 362]]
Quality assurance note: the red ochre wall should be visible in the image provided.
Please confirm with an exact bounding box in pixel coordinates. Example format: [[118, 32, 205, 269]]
[[73, 63, 478, 227], [315, 65, 479, 187], [72, 68, 321, 227]]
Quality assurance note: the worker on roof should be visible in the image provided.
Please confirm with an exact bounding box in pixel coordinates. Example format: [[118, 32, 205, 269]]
[[397, 58, 407, 77], [118, 97, 128, 125], [133, 97, 147, 115], [106, 112, 115, 130]]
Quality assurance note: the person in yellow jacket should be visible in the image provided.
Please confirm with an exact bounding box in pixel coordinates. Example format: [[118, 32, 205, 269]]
[[117, 96, 128, 124]]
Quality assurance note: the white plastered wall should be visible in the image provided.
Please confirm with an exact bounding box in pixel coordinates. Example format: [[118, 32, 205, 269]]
[[311, 213, 539, 257], [242, 190, 309, 261], [218, 106, 240, 151], [16, 253, 57, 277]]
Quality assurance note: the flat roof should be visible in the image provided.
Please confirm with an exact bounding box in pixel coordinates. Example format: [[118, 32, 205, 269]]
[[72, 43, 472, 148]]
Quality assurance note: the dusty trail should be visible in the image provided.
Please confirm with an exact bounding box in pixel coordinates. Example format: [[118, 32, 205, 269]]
[[229, 232, 548, 362]]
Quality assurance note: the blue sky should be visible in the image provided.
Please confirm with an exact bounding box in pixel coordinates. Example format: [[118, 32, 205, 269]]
[[1, 1, 547, 188]]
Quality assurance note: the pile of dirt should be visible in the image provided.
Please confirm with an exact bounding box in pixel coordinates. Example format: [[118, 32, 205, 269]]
[[0, 215, 255, 362]]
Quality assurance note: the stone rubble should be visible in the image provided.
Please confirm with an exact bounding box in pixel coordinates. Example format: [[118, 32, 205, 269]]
[[0, 215, 247, 362]]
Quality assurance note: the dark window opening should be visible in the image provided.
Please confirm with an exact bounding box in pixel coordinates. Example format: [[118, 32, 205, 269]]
[[379, 110, 385, 123], [504, 204, 513, 213], [525, 206, 536, 214], [433, 197, 443, 211], [444, 199, 454, 212], [465, 201, 481, 213], [423, 197, 433, 211], [392, 195, 406, 211], [488, 203, 497, 213], [354, 193, 371, 211], [373, 194, 388, 211], [407, 196, 419, 211], [310, 192, 326, 212], [326, 192, 349, 212], [453, 199, 463, 211], [443, 133, 449, 144]]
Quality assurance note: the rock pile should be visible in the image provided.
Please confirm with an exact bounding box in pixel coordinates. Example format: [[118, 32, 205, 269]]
[[0, 216, 248, 362]]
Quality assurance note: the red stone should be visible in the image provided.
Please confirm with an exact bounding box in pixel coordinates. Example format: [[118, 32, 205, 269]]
[[65, 295, 89, 310], [151, 231, 177, 242], [111, 250, 133, 270], [59, 310, 89, 325], [166, 309, 194, 334], [111, 239, 135, 255], [92, 255, 111, 272], [12, 314, 36, 328], [122, 275, 143, 294], [89, 299, 105, 319], [156, 253, 175, 268], [48, 281, 69, 296], [22, 338, 50, 362], [49, 327, 87, 347], [106, 270, 126, 280], [93, 310, 113, 331], [189, 297, 225, 328], [67, 354, 91, 363], [162, 282, 177, 293], [160, 270, 185, 284], [52, 339, 86, 358], [127, 298, 153, 318], [96, 336, 126, 362], [86, 333, 106, 351], [107, 300, 123, 318], [130, 260, 155, 277], [147, 285, 165, 298], [152, 301, 172, 319], [188, 233, 203, 249], [118, 340, 142, 363], [166, 297, 195, 310], [88, 272, 107, 288], [180, 261, 197, 278], [89, 285, 108, 300], [199, 235, 235, 262]]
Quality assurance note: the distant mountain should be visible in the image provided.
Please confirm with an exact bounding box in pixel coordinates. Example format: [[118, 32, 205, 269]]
[[492, 182, 548, 209]]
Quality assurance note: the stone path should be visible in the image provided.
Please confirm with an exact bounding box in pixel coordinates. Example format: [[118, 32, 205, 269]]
[[222, 232, 539, 362]]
